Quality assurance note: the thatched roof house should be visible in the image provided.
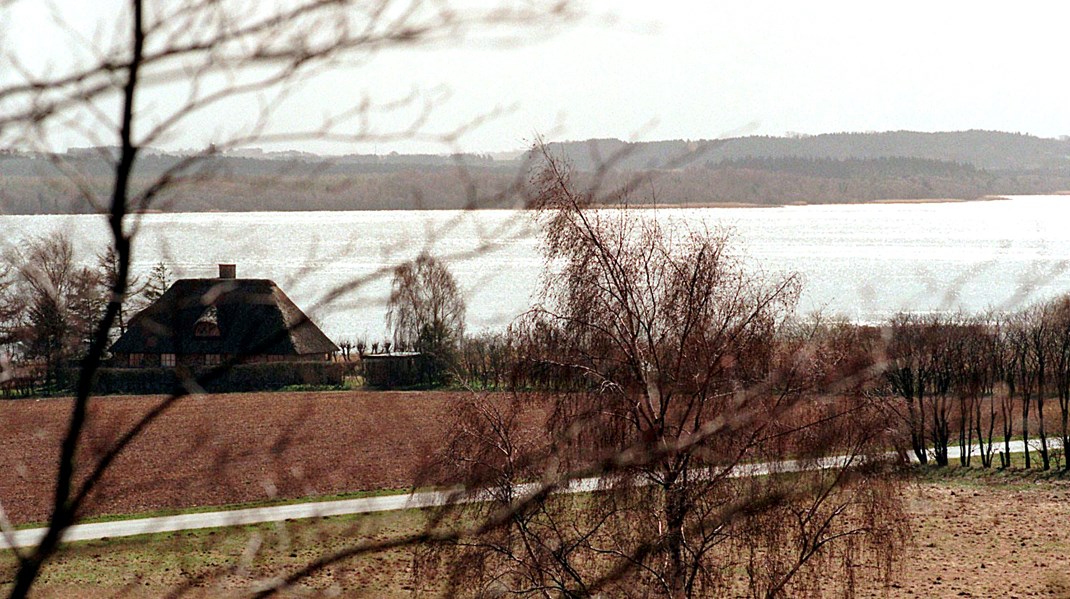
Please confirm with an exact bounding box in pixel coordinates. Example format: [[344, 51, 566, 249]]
[[110, 264, 337, 368]]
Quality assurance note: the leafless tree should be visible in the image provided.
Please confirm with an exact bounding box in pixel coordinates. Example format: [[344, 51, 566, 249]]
[[1049, 296, 1070, 470], [386, 251, 467, 385], [0, 233, 111, 390], [1028, 303, 1056, 469], [387, 252, 466, 349], [964, 314, 1000, 468], [882, 302, 1070, 471], [0, 0, 577, 596], [925, 317, 958, 467], [140, 261, 172, 303], [1005, 312, 1038, 469], [886, 313, 930, 464], [414, 149, 909, 598], [95, 245, 147, 341], [458, 330, 515, 390]]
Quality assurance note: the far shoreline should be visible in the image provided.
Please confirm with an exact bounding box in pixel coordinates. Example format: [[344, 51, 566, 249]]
[[869, 195, 1011, 205], [600, 195, 1015, 210], [4, 194, 1048, 217]]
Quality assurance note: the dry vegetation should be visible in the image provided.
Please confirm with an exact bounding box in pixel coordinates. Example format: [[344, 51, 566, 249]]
[[0, 507, 434, 598], [895, 475, 1070, 598], [3, 465, 1070, 598], [4, 390, 1070, 597]]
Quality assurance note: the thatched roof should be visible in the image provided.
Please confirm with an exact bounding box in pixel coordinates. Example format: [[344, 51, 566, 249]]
[[111, 278, 338, 356]]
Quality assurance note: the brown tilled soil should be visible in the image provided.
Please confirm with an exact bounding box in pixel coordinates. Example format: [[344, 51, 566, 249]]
[[0, 391, 542, 525], [5, 391, 1070, 597]]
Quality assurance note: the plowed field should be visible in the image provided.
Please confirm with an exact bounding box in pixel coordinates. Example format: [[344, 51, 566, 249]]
[[0, 391, 525, 524], [4, 392, 1070, 597]]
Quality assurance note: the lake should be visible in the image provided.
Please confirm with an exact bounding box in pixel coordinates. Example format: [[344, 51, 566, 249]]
[[3, 195, 1070, 340]]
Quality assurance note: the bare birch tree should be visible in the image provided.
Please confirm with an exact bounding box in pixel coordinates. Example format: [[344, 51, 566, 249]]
[[414, 148, 909, 598]]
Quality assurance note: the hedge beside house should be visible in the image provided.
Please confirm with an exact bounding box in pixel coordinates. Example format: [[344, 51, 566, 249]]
[[362, 353, 432, 389], [78, 362, 345, 395]]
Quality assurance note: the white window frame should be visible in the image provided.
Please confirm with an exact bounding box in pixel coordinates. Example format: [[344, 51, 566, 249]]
[[161, 353, 176, 367]]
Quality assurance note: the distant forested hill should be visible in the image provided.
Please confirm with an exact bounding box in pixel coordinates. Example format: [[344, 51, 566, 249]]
[[535, 130, 1070, 205], [0, 151, 518, 213], [542, 130, 1070, 172], [2, 130, 1069, 214]]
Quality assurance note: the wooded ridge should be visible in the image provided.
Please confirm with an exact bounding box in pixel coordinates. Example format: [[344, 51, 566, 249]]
[[3, 130, 1069, 214]]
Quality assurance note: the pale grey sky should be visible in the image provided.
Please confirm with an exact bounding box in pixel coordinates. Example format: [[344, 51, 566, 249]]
[[392, 1, 1070, 153], [5, 1, 1070, 154]]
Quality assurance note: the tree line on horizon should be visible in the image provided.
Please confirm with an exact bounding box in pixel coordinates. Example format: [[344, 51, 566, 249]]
[[4, 130, 1070, 214], [542, 129, 1070, 172], [422, 267, 1070, 476]]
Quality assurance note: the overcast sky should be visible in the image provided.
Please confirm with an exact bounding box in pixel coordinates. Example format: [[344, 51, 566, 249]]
[[401, 1, 1070, 153], [6, 1, 1070, 154]]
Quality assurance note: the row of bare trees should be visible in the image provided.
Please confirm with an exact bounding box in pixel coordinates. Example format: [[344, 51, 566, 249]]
[[885, 298, 1070, 470]]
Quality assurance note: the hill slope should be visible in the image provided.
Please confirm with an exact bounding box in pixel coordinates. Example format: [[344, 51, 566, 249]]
[[2, 130, 1069, 213], [542, 130, 1070, 172]]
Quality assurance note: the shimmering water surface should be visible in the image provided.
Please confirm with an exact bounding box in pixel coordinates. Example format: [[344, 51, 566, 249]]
[[3, 195, 1070, 340]]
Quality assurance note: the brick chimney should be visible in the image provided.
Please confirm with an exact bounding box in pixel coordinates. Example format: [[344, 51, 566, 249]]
[[218, 264, 236, 279]]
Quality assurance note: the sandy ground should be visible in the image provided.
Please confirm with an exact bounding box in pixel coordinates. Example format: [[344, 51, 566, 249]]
[[875, 478, 1070, 598]]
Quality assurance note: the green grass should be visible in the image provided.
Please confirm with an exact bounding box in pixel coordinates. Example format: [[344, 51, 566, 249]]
[[279, 376, 364, 392], [909, 452, 1070, 490], [20, 447, 1070, 595], [278, 383, 344, 392], [0, 492, 611, 595], [0, 507, 436, 597]]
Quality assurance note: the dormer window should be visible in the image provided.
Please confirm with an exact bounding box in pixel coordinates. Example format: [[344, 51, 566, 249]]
[[194, 305, 221, 338]]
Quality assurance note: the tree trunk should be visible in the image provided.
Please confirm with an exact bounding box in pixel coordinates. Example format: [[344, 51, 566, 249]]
[[1038, 395, 1050, 470], [959, 395, 973, 467], [1038, 363, 1050, 469], [1023, 393, 1032, 469], [1061, 390, 1070, 472], [908, 393, 927, 464], [931, 395, 950, 467], [664, 482, 688, 599], [1000, 396, 1013, 469]]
